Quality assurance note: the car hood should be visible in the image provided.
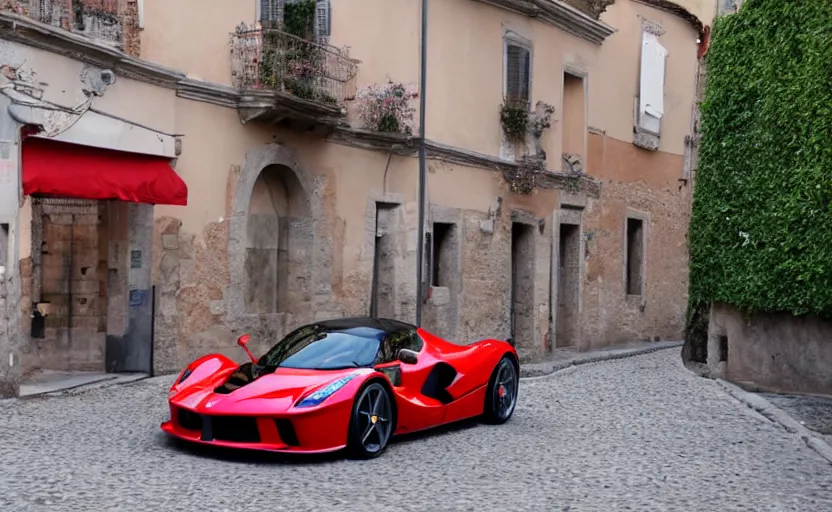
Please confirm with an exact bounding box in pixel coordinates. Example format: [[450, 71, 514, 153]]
[[170, 364, 361, 415]]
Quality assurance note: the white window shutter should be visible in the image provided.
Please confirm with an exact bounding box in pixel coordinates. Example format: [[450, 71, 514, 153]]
[[639, 32, 667, 133], [315, 0, 332, 39]]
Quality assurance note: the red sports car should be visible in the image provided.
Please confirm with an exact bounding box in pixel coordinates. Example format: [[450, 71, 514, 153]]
[[161, 317, 519, 458]]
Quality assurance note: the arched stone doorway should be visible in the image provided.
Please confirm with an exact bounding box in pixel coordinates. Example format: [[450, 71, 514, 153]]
[[227, 143, 332, 338], [244, 164, 312, 314]]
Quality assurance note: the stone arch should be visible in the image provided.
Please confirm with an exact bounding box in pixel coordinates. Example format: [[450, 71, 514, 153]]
[[227, 144, 327, 325], [244, 164, 311, 314]]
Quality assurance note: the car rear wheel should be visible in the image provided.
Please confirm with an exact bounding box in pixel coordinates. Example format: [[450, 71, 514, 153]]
[[483, 355, 519, 424], [347, 381, 394, 459]]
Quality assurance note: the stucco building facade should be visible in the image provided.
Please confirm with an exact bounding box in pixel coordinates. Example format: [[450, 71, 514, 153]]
[[0, 0, 715, 396]]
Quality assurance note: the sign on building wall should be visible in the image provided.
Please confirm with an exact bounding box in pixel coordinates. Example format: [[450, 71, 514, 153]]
[[130, 250, 142, 269], [129, 289, 148, 307], [0, 141, 13, 185]]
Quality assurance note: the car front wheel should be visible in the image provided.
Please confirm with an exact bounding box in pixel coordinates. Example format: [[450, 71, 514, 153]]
[[347, 380, 394, 459]]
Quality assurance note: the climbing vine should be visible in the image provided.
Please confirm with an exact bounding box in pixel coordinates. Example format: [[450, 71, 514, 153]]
[[258, 0, 332, 103], [355, 80, 418, 135], [687, 0, 832, 331], [503, 164, 538, 195], [499, 98, 529, 143], [283, 0, 317, 38]]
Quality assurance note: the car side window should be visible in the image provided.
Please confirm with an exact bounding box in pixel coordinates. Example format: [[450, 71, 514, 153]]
[[375, 329, 423, 364], [402, 330, 424, 353]]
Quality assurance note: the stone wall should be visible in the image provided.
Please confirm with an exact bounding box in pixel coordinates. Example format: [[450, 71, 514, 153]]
[[146, 131, 694, 373], [147, 140, 568, 373], [0, 254, 21, 396], [151, 145, 349, 375], [707, 302, 832, 396], [578, 130, 692, 350]]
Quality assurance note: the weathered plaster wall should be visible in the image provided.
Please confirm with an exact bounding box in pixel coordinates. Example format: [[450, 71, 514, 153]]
[[0, 93, 21, 397], [708, 302, 832, 396], [423, 0, 700, 163], [595, 0, 699, 156], [333, 0, 419, 87], [0, 0, 706, 391], [139, 0, 248, 85], [562, 0, 717, 27], [425, 0, 596, 161], [139, 0, 419, 93], [578, 131, 690, 349], [149, 90, 566, 373], [130, 0, 699, 164], [0, 39, 176, 134], [0, 38, 178, 393]]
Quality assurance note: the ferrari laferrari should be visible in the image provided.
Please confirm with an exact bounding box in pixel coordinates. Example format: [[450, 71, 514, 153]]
[[161, 317, 519, 459]]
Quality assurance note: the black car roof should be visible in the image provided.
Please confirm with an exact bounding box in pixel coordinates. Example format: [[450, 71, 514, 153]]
[[314, 316, 416, 334]]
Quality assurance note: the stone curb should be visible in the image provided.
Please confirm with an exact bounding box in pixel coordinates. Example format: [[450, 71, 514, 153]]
[[715, 379, 832, 466], [519, 341, 684, 380], [17, 374, 151, 400]]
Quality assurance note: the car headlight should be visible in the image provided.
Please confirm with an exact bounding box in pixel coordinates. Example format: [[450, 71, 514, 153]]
[[178, 368, 193, 384], [296, 374, 357, 408]]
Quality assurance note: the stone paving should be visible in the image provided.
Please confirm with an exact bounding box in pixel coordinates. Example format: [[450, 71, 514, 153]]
[[1, 349, 831, 512], [762, 393, 832, 446]]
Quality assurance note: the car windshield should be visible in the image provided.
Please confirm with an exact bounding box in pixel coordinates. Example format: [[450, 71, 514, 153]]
[[258, 325, 385, 370]]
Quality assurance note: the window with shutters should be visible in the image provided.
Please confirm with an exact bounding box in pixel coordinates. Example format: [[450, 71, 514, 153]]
[[258, 0, 331, 40], [637, 31, 668, 136], [259, 0, 281, 24], [315, 0, 331, 41], [503, 33, 532, 104]]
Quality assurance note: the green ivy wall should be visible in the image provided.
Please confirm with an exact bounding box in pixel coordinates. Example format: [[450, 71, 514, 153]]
[[687, 0, 832, 338]]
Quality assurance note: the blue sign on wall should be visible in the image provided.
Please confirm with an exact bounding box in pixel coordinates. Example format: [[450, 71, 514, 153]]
[[129, 289, 149, 307]]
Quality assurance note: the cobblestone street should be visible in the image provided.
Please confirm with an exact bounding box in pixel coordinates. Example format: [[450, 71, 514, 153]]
[[2, 348, 831, 512]]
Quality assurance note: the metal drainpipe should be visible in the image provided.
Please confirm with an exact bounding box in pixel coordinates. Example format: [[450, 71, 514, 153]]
[[415, 0, 428, 326]]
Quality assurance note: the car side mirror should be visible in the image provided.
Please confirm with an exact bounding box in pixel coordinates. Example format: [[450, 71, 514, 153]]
[[398, 348, 419, 365], [236, 333, 256, 362]]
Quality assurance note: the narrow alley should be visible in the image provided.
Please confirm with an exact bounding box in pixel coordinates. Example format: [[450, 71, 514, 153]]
[[1, 348, 830, 511]]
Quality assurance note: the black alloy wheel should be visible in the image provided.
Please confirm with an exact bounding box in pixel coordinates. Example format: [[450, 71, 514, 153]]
[[347, 381, 394, 459], [483, 355, 519, 424]]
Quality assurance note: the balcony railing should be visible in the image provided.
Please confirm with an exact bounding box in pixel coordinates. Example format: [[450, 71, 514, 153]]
[[230, 26, 359, 106]]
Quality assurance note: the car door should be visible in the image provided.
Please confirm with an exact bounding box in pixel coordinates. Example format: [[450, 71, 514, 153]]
[[373, 329, 447, 434]]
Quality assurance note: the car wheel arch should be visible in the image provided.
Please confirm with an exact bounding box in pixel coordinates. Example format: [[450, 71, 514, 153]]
[[502, 350, 519, 373]]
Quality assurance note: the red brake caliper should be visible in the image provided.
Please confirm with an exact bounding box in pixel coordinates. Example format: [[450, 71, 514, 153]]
[[498, 385, 506, 398]]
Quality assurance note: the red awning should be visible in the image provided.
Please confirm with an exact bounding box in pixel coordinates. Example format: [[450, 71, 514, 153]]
[[22, 137, 188, 206]]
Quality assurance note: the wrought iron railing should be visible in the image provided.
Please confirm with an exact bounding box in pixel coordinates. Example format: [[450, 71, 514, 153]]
[[230, 26, 359, 105]]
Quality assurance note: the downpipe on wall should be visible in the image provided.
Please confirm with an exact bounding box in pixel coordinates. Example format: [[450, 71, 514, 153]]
[[415, 0, 428, 326]]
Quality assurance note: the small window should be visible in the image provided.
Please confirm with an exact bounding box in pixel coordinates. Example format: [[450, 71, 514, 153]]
[[718, 335, 728, 363], [626, 217, 644, 295], [315, 0, 331, 39], [431, 223, 454, 287], [505, 41, 531, 103]]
